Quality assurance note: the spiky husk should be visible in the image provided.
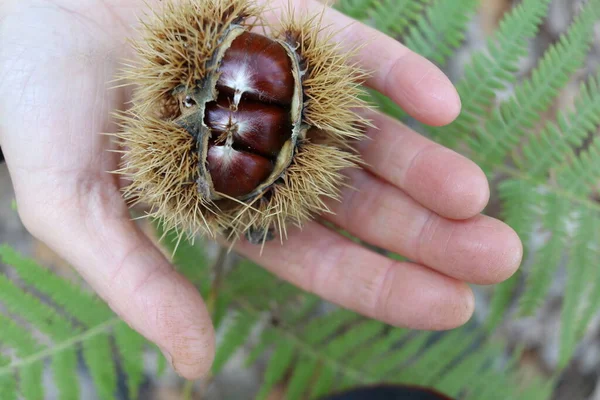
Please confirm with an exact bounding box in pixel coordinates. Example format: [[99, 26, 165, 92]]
[[123, 0, 262, 118], [115, 0, 370, 244], [272, 8, 371, 141]]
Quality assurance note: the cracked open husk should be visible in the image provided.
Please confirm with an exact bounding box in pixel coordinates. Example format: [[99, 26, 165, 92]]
[[114, 0, 371, 245]]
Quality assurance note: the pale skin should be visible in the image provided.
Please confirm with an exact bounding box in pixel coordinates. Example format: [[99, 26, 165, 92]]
[[0, 0, 522, 379]]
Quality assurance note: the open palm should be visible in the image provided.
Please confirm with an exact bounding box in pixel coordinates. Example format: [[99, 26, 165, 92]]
[[0, 0, 522, 379]]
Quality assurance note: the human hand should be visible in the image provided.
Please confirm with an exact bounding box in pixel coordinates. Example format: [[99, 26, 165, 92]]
[[0, 0, 521, 379]]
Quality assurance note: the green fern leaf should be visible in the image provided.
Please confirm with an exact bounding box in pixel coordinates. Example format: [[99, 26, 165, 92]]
[[435, 342, 503, 397], [286, 354, 318, 400], [498, 178, 542, 242], [212, 312, 257, 374], [255, 337, 296, 400], [0, 355, 17, 400], [303, 309, 362, 345], [82, 332, 117, 400], [159, 227, 211, 290], [487, 178, 541, 327], [368, 331, 435, 378], [0, 314, 44, 400], [114, 322, 146, 400], [0, 245, 153, 400], [367, 0, 480, 119], [556, 135, 600, 196], [286, 294, 321, 325], [559, 212, 600, 368], [576, 223, 600, 341], [0, 274, 76, 340], [0, 244, 112, 326], [519, 194, 570, 315], [470, 0, 600, 171], [466, 346, 523, 400], [334, 0, 376, 21], [323, 320, 385, 359], [370, 0, 433, 38], [51, 349, 80, 400], [20, 361, 44, 400], [345, 328, 409, 372], [517, 73, 600, 180], [408, 329, 479, 386], [486, 272, 521, 330], [245, 329, 277, 367], [403, 0, 478, 65], [432, 0, 552, 147], [310, 363, 337, 398]]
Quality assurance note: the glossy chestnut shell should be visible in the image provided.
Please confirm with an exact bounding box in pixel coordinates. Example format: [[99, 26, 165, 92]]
[[177, 30, 300, 199]]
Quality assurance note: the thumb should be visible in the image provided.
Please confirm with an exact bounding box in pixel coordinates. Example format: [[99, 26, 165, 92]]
[[14, 172, 215, 379]]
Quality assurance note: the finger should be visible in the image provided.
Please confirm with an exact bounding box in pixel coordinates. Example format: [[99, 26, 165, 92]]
[[274, 0, 462, 126], [232, 222, 474, 330], [326, 168, 522, 285], [13, 174, 215, 380], [357, 111, 490, 220]]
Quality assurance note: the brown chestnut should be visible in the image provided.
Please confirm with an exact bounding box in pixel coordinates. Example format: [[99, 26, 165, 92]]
[[216, 31, 295, 105], [205, 97, 291, 158], [206, 144, 274, 198]]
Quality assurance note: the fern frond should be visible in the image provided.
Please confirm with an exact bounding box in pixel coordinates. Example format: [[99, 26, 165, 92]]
[[369, 0, 433, 38], [286, 354, 318, 400], [367, 0, 477, 119], [519, 194, 570, 315], [403, 0, 478, 65], [212, 312, 257, 374], [203, 248, 551, 399], [486, 179, 541, 327], [466, 346, 524, 400], [0, 274, 77, 340], [0, 246, 152, 400], [82, 332, 117, 400], [487, 273, 521, 331], [0, 355, 17, 400], [556, 135, 600, 196], [367, 331, 435, 378], [51, 349, 79, 400], [435, 342, 503, 397], [114, 323, 146, 400], [256, 337, 296, 400], [470, 0, 599, 171], [517, 73, 600, 179], [0, 245, 112, 326], [559, 211, 600, 368], [406, 328, 479, 386], [0, 315, 44, 400], [432, 0, 551, 147], [333, 0, 376, 21]]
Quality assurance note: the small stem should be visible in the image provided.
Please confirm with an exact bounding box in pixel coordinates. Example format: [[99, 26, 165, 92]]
[[182, 379, 195, 400], [207, 245, 228, 316]]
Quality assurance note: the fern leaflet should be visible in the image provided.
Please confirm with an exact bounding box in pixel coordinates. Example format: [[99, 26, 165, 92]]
[[403, 0, 478, 65], [333, 0, 376, 21], [519, 194, 570, 315], [558, 211, 599, 368], [469, 0, 600, 171], [517, 73, 600, 180], [370, 0, 433, 38], [431, 0, 552, 147]]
